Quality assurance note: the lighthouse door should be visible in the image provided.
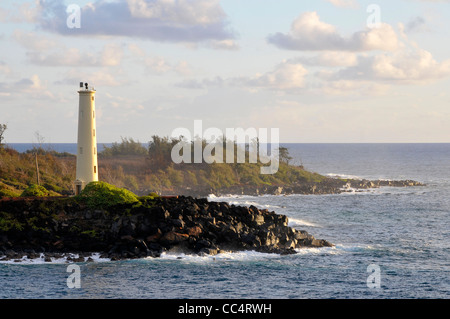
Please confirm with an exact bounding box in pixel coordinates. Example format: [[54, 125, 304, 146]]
[[76, 184, 82, 195]]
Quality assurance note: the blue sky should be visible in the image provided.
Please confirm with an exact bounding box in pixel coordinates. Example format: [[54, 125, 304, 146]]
[[1, 0, 450, 143]]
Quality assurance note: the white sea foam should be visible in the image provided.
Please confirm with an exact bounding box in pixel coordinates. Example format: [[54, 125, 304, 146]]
[[230, 200, 281, 210], [326, 173, 363, 180], [0, 252, 110, 264], [288, 217, 320, 228], [154, 250, 282, 263], [295, 243, 379, 256], [155, 244, 368, 261], [208, 195, 282, 210], [156, 244, 374, 261], [0, 244, 380, 265]]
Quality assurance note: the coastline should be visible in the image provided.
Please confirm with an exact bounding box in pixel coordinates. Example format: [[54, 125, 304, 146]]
[[0, 195, 332, 263], [169, 178, 425, 197], [0, 174, 425, 263]]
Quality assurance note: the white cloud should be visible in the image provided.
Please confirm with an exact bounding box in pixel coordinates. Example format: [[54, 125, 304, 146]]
[[319, 80, 390, 96], [245, 61, 308, 90], [56, 69, 125, 87], [143, 56, 173, 74], [100, 44, 125, 67], [127, 43, 192, 75], [24, 43, 124, 67], [12, 30, 57, 51], [324, 0, 358, 8], [177, 40, 450, 96], [0, 1, 41, 23], [209, 39, 240, 51], [334, 47, 450, 84], [37, 0, 236, 47], [126, 0, 226, 25], [293, 52, 358, 67], [267, 11, 399, 52], [177, 61, 308, 91], [0, 74, 55, 100]]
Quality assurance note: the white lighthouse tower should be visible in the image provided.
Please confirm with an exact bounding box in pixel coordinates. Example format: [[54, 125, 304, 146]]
[[74, 82, 98, 195]]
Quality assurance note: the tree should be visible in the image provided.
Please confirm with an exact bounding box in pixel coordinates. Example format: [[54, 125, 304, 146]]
[[101, 137, 147, 156], [0, 123, 7, 148], [278, 146, 293, 165], [148, 135, 182, 170]]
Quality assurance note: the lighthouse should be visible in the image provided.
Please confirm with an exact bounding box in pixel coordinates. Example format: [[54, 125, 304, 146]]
[[74, 82, 98, 195]]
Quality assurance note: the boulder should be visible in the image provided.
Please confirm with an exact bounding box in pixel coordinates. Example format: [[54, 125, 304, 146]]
[[186, 226, 202, 237], [161, 231, 189, 244], [146, 229, 162, 242]]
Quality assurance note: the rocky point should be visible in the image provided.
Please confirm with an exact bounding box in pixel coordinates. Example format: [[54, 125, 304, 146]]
[[0, 196, 332, 262]]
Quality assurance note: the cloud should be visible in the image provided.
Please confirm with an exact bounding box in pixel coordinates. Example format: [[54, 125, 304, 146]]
[[13, 31, 125, 67], [126, 0, 225, 25], [0, 61, 12, 76], [12, 29, 57, 51], [177, 61, 308, 91], [0, 1, 41, 23], [318, 79, 390, 96], [267, 11, 399, 51], [404, 16, 430, 33], [177, 40, 450, 98], [127, 43, 192, 75], [0, 74, 55, 99], [55, 69, 125, 87], [292, 52, 358, 67], [209, 39, 240, 51], [324, 0, 358, 8], [332, 47, 450, 84], [143, 56, 191, 75], [36, 0, 236, 46], [244, 61, 308, 90], [26, 45, 124, 67]]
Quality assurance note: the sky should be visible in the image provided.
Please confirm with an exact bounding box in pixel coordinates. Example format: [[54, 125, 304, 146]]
[[1, 0, 450, 143]]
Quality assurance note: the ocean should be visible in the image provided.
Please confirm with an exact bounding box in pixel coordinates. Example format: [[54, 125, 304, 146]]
[[1, 144, 449, 299]]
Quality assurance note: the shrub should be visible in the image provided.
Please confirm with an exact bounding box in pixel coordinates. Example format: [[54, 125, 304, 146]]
[[138, 192, 160, 207], [77, 181, 138, 208], [20, 184, 51, 197], [124, 174, 139, 191], [100, 137, 147, 156], [43, 183, 63, 193]]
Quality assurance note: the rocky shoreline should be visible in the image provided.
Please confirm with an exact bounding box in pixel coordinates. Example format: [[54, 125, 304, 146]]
[[172, 178, 425, 197], [0, 196, 332, 263]]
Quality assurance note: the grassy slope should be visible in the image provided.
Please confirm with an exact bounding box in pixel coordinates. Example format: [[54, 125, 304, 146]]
[[0, 148, 75, 197], [0, 147, 328, 197]]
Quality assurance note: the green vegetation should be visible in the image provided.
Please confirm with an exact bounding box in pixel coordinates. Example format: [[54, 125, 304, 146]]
[[20, 184, 51, 197], [0, 134, 329, 197], [132, 135, 326, 192], [0, 183, 21, 198], [100, 137, 147, 156], [76, 181, 139, 209], [0, 146, 74, 197]]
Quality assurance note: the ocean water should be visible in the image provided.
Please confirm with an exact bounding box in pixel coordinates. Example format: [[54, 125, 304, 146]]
[[1, 144, 449, 299]]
